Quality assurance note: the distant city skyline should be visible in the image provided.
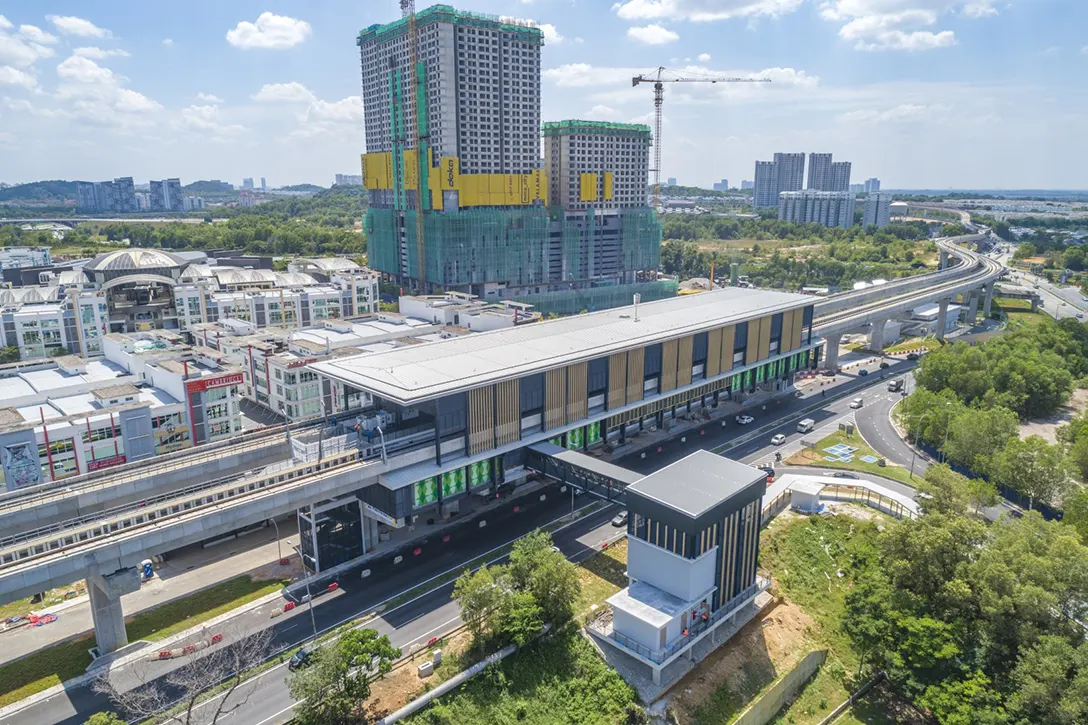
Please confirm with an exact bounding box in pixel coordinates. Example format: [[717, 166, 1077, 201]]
[[0, 1, 1082, 189]]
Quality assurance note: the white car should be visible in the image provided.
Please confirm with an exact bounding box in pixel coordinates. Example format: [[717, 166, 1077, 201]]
[[849, 397, 864, 409], [735, 414, 754, 425], [771, 434, 786, 445]]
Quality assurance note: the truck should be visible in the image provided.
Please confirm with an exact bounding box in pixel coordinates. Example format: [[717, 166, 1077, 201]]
[[888, 379, 903, 392], [797, 418, 815, 433]]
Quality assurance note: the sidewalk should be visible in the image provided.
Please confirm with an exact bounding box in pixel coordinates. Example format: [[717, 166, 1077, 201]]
[[0, 520, 302, 666]]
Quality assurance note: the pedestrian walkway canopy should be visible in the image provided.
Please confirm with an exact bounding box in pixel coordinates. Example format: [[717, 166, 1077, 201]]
[[527, 442, 643, 500]]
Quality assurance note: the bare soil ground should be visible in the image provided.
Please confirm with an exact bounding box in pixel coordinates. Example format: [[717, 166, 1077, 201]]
[[665, 599, 816, 724], [1020, 387, 1088, 443], [364, 628, 473, 720]]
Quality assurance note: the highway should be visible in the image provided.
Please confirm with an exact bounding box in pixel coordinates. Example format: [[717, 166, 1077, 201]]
[[2, 361, 918, 725]]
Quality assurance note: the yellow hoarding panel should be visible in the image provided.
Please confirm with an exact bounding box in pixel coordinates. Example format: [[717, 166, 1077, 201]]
[[603, 171, 614, 201], [520, 174, 532, 205], [489, 174, 504, 194], [579, 173, 598, 202], [459, 175, 477, 207], [439, 157, 460, 191], [403, 149, 418, 190]]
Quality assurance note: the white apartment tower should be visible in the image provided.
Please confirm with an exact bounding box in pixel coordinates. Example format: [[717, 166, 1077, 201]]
[[753, 161, 779, 208], [543, 120, 651, 211], [357, 5, 543, 210], [807, 153, 833, 191], [773, 153, 805, 194], [830, 161, 852, 192], [779, 190, 856, 229], [863, 192, 892, 228]]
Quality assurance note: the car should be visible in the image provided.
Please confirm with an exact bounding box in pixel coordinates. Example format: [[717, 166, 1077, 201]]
[[288, 647, 313, 672], [821, 369, 836, 377], [849, 397, 864, 409], [757, 465, 775, 483], [551, 545, 561, 554], [611, 511, 629, 527], [831, 471, 859, 479], [735, 414, 754, 425], [906, 352, 920, 360], [1079, 313, 1085, 320], [858, 368, 869, 377], [879, 361, 890, 369], [1062, 302, 1068, 306], [1081, 296, 1088, 302], [771, 434, 786, 445]]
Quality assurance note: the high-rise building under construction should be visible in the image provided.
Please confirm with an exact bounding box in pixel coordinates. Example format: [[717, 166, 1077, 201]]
[[357, 5, 668, 313]]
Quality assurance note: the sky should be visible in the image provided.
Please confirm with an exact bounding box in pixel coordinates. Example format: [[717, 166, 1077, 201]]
[[0, 0, 1083, 190]]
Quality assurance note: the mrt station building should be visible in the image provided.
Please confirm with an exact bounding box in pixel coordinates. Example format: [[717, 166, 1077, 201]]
[[306, 288, 818, 572]]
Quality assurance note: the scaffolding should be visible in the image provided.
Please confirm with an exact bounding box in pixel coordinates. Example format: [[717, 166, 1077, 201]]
[[513, 280, 678, 316], [542, 120, 653, 140], [359, 5, 543, 44]]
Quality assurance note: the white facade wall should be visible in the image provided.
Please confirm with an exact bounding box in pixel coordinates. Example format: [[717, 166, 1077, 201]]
[[626, 537, 716, 603], [543, 125, 650, 211], [863, 193, 892, 228]]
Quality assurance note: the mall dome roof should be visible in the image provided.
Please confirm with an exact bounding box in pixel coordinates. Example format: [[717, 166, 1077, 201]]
[[83, 249, 189, 272]]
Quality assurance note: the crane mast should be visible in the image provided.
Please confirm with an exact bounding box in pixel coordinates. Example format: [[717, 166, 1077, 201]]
[[401, 0, 427, 292], [632, 67, 771, 211]]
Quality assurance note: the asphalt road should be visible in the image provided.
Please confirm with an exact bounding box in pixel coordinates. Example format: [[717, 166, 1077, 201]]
[[6, 362, 917, 725]]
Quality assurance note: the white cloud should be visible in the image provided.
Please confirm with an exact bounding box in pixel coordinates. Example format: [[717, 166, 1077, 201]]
[[585, 104, 623, 120], [698, 52, 711, 62], [54, 54, 162, 125], [195, 92, 224, 103], [613, 0, 803, 22], [539, 23, 563, 44], [179, 104, 245, 136], [822, 1, 993, 51], [0, 17, 11, 31], [855, 30, 956, 51], [19, 25, 57, 44], [836, 103, 930, 123], [0, 65, 37, 90], [47, 15, 111, 38], [253, 81, 315, 103], [627, 24, 680, 44], [0, 29, 55, 68], [1042, 46, 1059, 56], [307, 96, 364, 123], [73, 47, 130, 59], [226, 13, 311, 50], [162, 38, 174, 47]]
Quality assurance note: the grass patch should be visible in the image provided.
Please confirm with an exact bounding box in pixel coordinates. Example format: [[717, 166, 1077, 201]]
[[1006, 310, 1051, 329], [785, 429, 920, 487], [402, 628, 639, 725], [759, 515, 885, 723], [693, 658, 778, 725], [0, 636, 94, 709], [885, 337, 935, 354], [128, 575, 288, 642], [575, 538, 628, 615], [831, 682, 930, 725], [992, 296, 1033, 311], [0, 574, 286, 707], [0, 582, 85, 621]]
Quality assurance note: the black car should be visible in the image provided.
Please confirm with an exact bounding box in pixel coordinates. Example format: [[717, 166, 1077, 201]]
[[906, 352, 920, 360], [288, 647, 313, 671], [879, 361, 890, 369], [831, 471, 859, 479]]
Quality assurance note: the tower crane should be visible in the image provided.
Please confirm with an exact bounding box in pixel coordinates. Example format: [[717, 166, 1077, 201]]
[[632, 67, 771, 211], [401, 0, 427, 291]]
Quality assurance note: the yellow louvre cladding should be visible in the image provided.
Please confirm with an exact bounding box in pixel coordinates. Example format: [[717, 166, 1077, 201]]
[[580, 172, 598, 202], [603, 171, 614, 201], [362, 151, 548, 208]]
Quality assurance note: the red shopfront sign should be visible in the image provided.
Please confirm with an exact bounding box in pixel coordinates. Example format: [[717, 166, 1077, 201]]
[[185, 373, 244, 394], [88, 454, 127, 471], [287, 358, 317, 370]]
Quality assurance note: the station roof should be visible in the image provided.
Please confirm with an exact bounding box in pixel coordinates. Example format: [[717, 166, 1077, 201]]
[[626, 450, 765, 519], [311, 287, 811, 405]]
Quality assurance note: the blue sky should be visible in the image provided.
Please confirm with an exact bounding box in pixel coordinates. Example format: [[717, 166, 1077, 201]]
[[0, 0, 1083, 190]]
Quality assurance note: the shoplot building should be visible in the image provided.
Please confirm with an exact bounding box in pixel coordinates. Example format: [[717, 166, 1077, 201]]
[[301, 288, 817, 571]]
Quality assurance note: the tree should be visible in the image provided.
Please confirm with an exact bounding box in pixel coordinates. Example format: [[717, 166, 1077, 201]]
[[453, 564, 504, 647], [1007, 635, 1088, 725], [0, 346, 18, 364], [990, 435, 1071, 509], [289, 628, 400, 725], [919, 671, 1009, 725], [917, 464, 996, 517], [507, 530, 581, 627], [497, 589, 544, 647], [1062, 486, 1088, 542], [94, 626, 273, 725], [84, 713, 126, 725], [942, 406, 1018, 475]]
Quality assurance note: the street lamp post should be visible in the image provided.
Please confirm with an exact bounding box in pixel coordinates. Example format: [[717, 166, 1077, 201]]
[[270, 516, 283, 565], [908, 402, 952, 478]]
